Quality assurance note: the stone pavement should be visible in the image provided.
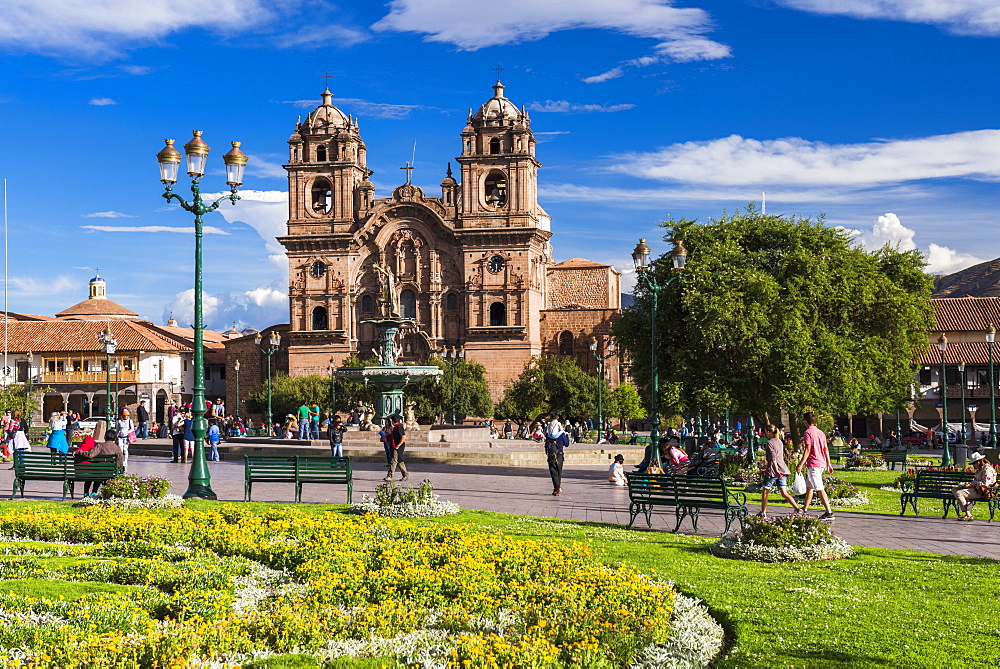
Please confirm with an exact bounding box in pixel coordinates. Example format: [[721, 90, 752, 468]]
[[2, 453, 998, 560]]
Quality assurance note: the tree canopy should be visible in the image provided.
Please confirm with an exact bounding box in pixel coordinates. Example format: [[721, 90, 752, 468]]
[[404, 357, 493, 422], [608, 382, 645, 422], [613, 207, 934, 423], [495, 355, 607, 422]]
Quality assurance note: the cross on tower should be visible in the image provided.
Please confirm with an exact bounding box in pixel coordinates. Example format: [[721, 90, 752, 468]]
[[492, 62, 504, 79], [400, 162, 414, 184], [322, 71, 333, 87]]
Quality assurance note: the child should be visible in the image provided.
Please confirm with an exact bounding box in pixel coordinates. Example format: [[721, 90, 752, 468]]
[[608, 454, 626, 486], [207, 420, 221, 462], [758, 423, 802, 518]]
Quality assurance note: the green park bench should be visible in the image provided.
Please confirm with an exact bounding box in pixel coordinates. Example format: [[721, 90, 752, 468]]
[[626, 473, 748, 535], [900, 470, 973, 518], [883, 450, 907, 470], [244, 455, 352, 503], [828, 443, 846, 463], [12, 452, 122, 501]]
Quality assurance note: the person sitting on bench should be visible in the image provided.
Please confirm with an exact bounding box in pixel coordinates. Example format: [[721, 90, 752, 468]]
[[953, 452, 997, 521]]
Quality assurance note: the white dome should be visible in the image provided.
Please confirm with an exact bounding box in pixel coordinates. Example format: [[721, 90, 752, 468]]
[[473, 81, 524, 122], [304, 88, 351, 131]]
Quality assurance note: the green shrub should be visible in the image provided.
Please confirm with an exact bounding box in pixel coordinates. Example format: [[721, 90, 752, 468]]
[[99, 475, 171, 500], [821, 475, 860, 499], [740, 514, 838, 548]]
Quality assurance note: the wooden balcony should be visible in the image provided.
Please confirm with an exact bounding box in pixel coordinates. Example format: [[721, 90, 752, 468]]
[[41, 370, 139, 384]]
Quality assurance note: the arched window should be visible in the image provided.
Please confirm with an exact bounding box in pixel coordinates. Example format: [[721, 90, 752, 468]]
[[489, 302, 506, 326], [558, 330, 573, 356], [311, 306, 328, 331], [361, 295, 374, 313], [446, 293, 459, 310], [311, 179, 332, 214], [489, 137, 501, 154], [401, 289, 417, 319], [316, 145, 327, 161], [484, 170, 507, 207]]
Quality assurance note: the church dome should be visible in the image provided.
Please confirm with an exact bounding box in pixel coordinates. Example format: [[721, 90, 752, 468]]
[[303, 88, 351, 132], [473, 81, 524, 122]]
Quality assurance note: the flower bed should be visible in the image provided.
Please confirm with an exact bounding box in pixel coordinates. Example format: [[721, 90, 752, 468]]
[[77, 494, 185, 510], [797, 475, 870, 507], [711, 515, 854, 563], [844, 455, 886, 471], [349, 479, 460, 518], [99, 474, 171, 499], [0, 506, 695, 667]]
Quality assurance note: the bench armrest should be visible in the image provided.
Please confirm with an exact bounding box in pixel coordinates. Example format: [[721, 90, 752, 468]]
[[899, 482, 914, 493], [731, 490, 747, 505]]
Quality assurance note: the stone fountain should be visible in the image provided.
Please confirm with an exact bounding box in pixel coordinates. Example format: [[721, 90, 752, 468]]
[[335, 263, 442, 424]]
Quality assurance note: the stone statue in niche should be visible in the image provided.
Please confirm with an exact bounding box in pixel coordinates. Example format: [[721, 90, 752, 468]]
[[372, 262, 401, 318], [404, 402, 420, 431]]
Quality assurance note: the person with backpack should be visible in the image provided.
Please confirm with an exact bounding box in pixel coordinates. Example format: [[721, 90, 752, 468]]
[[383, 414, 408, 481], [544, 413, 569, 496], [327, 415, 347, 458], [206, 419, 221, 461]]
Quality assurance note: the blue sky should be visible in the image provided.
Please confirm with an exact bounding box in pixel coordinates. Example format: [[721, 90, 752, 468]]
[[2, 0, 999, 330]]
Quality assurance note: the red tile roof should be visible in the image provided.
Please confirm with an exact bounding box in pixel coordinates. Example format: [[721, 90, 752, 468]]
[[56, 297, 139, 318], [1, 320, 189, 353], [550, 258, 612, 269], [918, 342, 997, 366], [932, 297, 1000, 333]]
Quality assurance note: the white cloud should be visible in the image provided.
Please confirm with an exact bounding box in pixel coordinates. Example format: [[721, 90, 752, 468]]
[[281, 96, 430, 120], [540, 182, 868, 205], [527, 100, 636, 113], [10, 274, 77, 297], [164, 285, 287, 331], [273, 24, 368, 49], [847, 213, 984, 274], [582, 67, 624, 83], [81, 225, 229, 234], [88, 97, 116, 106], [245, 155, 287, 180], [611, 130, 1000, 188], [0, 0, 273, 59], [119, 64, 152, 75], [203, 189, 289, 270], [774, 0, 1000, 36], [925, 243, 985, 274], [373, 0, 729, 57], [83, 211, 135, 218]]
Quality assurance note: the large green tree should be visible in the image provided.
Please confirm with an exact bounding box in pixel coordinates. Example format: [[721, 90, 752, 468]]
[[608, 382, 645, 423], [404, 357, 493, 422], [496, 355, 607, 422], [246, 373, 338, 420], [613, 207, 933, 424]]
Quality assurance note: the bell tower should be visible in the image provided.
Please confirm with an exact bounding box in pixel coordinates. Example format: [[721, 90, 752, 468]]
[[285, 87, 372, 235], [456, 79, 549, 231]]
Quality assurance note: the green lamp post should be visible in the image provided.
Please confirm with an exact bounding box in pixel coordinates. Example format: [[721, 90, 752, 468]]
[[328, 357, 337, 418], [24, 352, 33, 434], [157, 131, 247, 500], [233, 359, 240, 422], [937, 334, 952, 467], [987, 326, 997, 448], [98, 330, 116, 423], [589, 337, 616, 442], [632, 238, 687, 469], [255, 331, 282, 435], [958, 361, 967, 443]]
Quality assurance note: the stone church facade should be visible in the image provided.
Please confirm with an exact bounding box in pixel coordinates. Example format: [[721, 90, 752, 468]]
[[276, 80, 621, 397]]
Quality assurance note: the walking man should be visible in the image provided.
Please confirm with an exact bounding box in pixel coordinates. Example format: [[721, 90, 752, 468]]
[[544, 413, 568, 496], [135, 400, 149, 440], [384, 414, 408, 481], [795, 412, 835, 520], [296, 401, 310, 440]]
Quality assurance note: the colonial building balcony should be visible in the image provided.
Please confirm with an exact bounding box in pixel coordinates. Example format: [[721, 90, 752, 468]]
[[41, 370, 140, 384]]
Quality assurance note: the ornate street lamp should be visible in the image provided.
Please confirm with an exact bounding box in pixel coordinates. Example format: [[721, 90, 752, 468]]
[[233, 359, 241, 422], [589, 337, 616, 442], [987, 326, 997, 448], [255, 331, 281, 433], [24, 352, 33, 433], [958, 361, 967, 443], [157, 131, 247, 500], [98, 329, 117, 422], [440, 347, 464, 425], [937, 334, 952, 467], [328, 357, 337, 419], [632, 238, 687, 469]]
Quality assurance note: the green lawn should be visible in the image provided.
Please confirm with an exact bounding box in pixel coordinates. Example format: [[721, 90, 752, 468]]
[[0, 500, 995, 667]]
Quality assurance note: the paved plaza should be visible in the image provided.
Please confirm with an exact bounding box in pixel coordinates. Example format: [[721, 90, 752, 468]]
[[3, 448, 998, 560]]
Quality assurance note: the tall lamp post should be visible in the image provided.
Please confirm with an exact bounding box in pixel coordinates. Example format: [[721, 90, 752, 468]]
[[98, 330, 116, 422], [24, 352, 33, 433], [233, 360, 241, 422], [327, 357, 337, 418], [937, 334, 953, 467], [958, 361, 967, 443], [987, 326, 997, 448], [438, 347, 464, 425], [157, 131, 247, 500], [255, 331, 281, 433], [632, 238, 687, 469], [589, 337, 616, 442]]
